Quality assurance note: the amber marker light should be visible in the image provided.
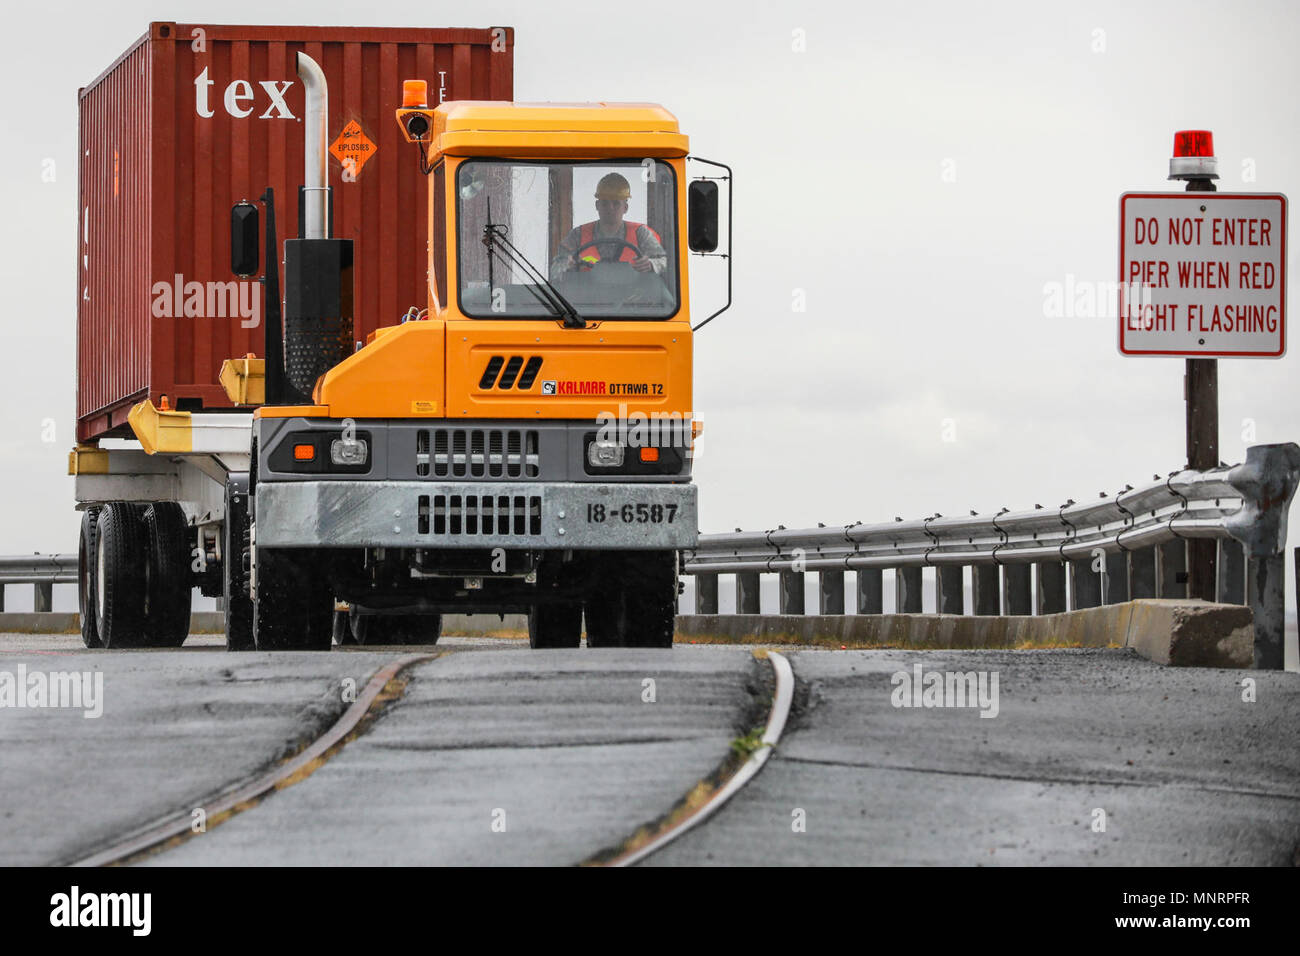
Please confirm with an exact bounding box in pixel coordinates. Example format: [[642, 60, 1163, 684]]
[[402, 80, 429, 108], [293, 444, 315, 461], [640, 447, 660, 463]]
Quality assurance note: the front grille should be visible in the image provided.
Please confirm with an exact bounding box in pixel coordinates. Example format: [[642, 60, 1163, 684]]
[[417, 493, 542, 536], [416, 429, 541, 478]]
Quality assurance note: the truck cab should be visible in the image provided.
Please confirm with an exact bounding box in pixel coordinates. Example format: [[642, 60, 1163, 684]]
[[247, 99, 715, 649]]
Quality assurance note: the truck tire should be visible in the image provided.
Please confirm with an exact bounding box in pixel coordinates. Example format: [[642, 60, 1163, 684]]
[[529, 603, 582, 649], [622, 551, 678, 649], [78, 508, 102, 649], [350, 609, 442, 645], [224, 479, 254, 651], [253, 548, 332, 651], [583, 588, 625, 648], [141, 503, 192, 647], [95, 503, 148, 649]]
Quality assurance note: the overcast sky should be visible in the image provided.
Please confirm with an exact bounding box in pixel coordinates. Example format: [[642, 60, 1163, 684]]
[[2, 0, 1297, 622]]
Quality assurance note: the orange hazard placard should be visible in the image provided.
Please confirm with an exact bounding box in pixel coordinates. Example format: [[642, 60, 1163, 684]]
[[330, 120, 377, 178]]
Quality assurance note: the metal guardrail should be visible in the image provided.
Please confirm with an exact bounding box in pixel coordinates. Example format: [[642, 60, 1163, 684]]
[[684, 443, 1300, 669], [0, 554, 77, 613], [5, 444, 1298, 665]]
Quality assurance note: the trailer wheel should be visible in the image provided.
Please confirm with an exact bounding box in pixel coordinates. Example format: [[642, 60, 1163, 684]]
[[141, 503, 192, 647], [94, 503, 148, 649], [78, 508, 102, 649], [529, 603, 582, 649], [223, 479, 254, 651], [253, 548, 332, 651], [622, 551, 678, 649]]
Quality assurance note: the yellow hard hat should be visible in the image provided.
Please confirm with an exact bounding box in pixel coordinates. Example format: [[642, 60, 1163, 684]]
[[594, 173, 631, 201]]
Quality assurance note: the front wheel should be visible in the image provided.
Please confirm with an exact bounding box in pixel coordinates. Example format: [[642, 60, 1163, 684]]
[[529, 603, 582, 649], [253, 548, 332, 651], [224, 478, 254, 651]]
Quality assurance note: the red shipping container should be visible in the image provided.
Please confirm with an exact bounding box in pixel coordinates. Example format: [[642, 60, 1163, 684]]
[[76, 22, 514, 441]]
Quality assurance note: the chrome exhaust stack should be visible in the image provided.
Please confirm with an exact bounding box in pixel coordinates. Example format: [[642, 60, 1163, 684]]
[[297, 53, 329, 240], [281, 52, 353, 405]]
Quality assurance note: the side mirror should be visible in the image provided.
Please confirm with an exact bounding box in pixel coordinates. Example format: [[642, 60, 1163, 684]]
[[231, 201, 259, 277], [687, 180, 719, 253]]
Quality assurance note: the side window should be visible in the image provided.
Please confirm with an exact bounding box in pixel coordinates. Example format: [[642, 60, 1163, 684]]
[[432, 163, 448, 311]]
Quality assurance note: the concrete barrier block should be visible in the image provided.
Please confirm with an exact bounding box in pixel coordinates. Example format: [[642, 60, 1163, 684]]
[[675, 598, 1254, 668], [1122, 599, 1254, 668]]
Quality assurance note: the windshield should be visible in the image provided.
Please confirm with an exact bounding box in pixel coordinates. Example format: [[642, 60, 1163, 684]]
[[457, 160, 679, 320]]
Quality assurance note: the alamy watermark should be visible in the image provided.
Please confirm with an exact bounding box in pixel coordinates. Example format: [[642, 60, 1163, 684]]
[[595, 403, 695, 457], [1043, 275, 1152, 320], [0, 666, 103, 718], [890, 663, 999, 718], [151, 274, 261, 328]]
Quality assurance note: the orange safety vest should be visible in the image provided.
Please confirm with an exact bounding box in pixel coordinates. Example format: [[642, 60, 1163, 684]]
[[576, 221, 658, 268]]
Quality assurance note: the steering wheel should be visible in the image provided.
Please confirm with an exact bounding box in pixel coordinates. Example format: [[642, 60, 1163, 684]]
[[573, 238, 641, 268]]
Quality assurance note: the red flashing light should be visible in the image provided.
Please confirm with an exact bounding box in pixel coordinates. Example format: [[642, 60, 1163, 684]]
[[1173, 130, 1214, 158]]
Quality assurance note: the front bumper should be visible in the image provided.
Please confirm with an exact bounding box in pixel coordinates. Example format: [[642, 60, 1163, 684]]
[[254, 480, 697, 549]]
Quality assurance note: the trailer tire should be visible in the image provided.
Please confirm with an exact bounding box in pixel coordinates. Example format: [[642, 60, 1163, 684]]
[[622, 551, 677, 649], [94, 503, 149, 649], [141, 503, 192, 648], [224, 479, 254, 651], [253, 548, 332, 651], [529, 602, 582, 649], [78, 508, 102, 649]]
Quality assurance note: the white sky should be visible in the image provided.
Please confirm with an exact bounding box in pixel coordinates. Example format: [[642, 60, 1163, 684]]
[[1, 0, 1297, 621]]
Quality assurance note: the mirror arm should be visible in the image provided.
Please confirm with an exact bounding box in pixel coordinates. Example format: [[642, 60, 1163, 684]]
[[687, 156, 732, 331]]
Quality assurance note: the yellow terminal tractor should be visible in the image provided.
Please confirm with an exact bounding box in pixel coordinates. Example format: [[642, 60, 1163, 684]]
[[215, 66, 731, 650]]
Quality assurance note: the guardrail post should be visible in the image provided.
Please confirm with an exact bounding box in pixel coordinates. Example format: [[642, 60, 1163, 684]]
[[896, 567, 923, 613], [1003, 564, 1031, 615], [0, 584, 5, 612], [818, 571, 844, 615], [779, 570, 805, 615], [1217, 539, 1245, 604], [1224, 443, 1300, 668], [695, 572, 718, 614], [736, 571, 761, 615], [857, 569, 883, 614], [1070, 558, 1101, 609], [1247, 554, 1285, 670], [1129, 547, 1157, 599], [1037, 561, 1066, 614], [1158, 540, 1187, 598], [1104, 553, 1129, 604], [936, 566, 963, 614], [34, 582, 52, 613], [973, 564, 999, 615]]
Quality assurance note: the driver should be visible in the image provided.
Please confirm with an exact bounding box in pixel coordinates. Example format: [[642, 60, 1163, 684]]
[[549, 172, 668, 280]]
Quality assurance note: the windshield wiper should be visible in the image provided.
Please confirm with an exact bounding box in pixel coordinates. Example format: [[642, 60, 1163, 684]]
[[481, 210, 585, 329]]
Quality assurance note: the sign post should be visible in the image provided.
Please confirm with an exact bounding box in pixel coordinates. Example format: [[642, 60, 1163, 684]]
[[1119, 132, 1287, 604]]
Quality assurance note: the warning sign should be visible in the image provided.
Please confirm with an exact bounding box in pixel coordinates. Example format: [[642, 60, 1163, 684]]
[[1118, 192, 1288, 357], [330, 120, 377, 178]]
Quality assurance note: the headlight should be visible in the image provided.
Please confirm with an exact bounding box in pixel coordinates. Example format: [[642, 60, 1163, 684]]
[[587, 440, 624, 468], [331, 438, 369, 466]]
